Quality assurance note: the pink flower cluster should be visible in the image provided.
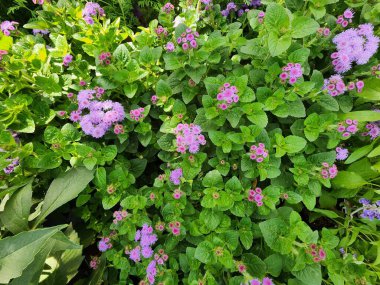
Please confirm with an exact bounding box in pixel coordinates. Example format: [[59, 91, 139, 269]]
[[249, 143, 268, 163], [151, 95, 158, 104], [336, 9, 354, 28], [1, 21, 18, 36], [155, 222, 165, 232], [279, 63, 303, 85], [173, 188, 183, 199], [317, 27, 330, 37], [89, 256, 100, 269], [155, 26, 168, 37], [146, 249, 168, 284], [336, 147, 349, 160], [323, 75, 346, 96], [258, 11, 265, 24], [99, 51, 111, 65], [82, 2, 105, 25], [320, 162, 338, 179], [70, 89, 125, 138], [176, 28, 199, 51], [63, 54, 73, 67], [347, 80, 364, 93], [165, 42, 175, 52], [174, 123, 206, 154], [249, 277, 274, 285], [331, 24, 379, 73], [247, 187, 264, 207], [306, 244, 326, 263], [162, 2, 174, 13], [32, 0, 44, 4], [130, 107, 145, 121], [363, 122, 380, 140], [112, 210, 127, 224], [169, 168, 183, 185], [98, 237, 112, 252], [337, 119, 358, 137], [169, 221, 181, 236], [128, 224, 158, 263], [371, 64, 380, 78], [216, 83, 239, 110]]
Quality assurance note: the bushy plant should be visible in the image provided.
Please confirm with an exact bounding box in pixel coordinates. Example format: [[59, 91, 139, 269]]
[[0, 0, 380, 284]]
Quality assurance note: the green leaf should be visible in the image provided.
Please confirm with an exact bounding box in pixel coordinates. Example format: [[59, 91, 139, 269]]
[[225, 176, 243, 192], [312, 208, 339, 218], [35, 76, 61, 94], [264, 254, 283, 277], [0, 225, 65, 284], [202, 170, 224, 188], [357, 78, 380, 100], [0, 183, 33, 234], [194, 241, 215, 264], [368, 145, 380, 158], [113, 44, 130, 65], [291, 16, 319, 38], [163, 53, 183, 70], [288, 48, 310, 63], [292, 264, 322, 285], [123, 84, 138, 98], [265, 3, 290, 32], [120, 195, 147, 210], [345, 144, 373, 164], [185, 65, 207, 84], [284, 136, 307, 154], [259, 218, 293, 254], [318, 95, 339, 111], [340, 111, 380, 122], [200, 209, 222, 231], [332, 171, 367, 189], [156, 80, 172, 99], [83, 157, 97, 170], [239, 230, 253, 250], [34, 167, 94, 227], [268, 33, 291, 57]]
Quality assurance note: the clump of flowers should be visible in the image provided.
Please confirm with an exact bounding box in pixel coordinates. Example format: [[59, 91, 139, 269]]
[[331, 24, 380, 73], [337, 119, 359, 137], [221, 2, 238, 17], [82, 2, 105, 25], [317, 27, 330, 37], [249, 143, 268, 163], [63, 54, 73, 67], [155, 26, 168, 37], [347, 80, 364, 93], [323, 74, 347, 96], [306, 244, 326, 262], [371, 64, 380, 78], [247, 187, 264, 207], [98, 237, 112, 252], [216, 83, 239, 110], [112, 210, 128, 224], [89, 256, 100, 269], [3, 157, 19, 174], [70, 89, 125, 138], [174, 123, 206, 154], [358, 199, 380, 220], [99, 51, 111, 65], [33, 29, 49, 36], [172, 189, 183, 199], [248, 277, 274, 285], [320, 162, 338, 179], [336, 147, 349, 161], [279, 63, 303, 85], [176, 28, 199, 51], [130, 107, 145, 121], [258, 11, 265, 24], [336, 8, 354, 28], [169, 221, 181, 236], [162, 2, 174, 14], [237, 0, 262, 17], [32, 0, 44, 4], [1, 21, 18, 36], [363, 122, 380, 140], [155, 222, 165, 232], [165, 42, 175, 52], [151, 95, 158, 104], [169, 168, 183, 185]]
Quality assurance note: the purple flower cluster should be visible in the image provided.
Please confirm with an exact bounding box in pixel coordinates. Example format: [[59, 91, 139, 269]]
[[162, 2, 174, 14], [222, 1, 261, 17], [176, 28, 199, 51], [317, 27, 330, 37], [337, 119, 358, 137], [249, 277, 274, 285], [247, 187, 264, 207], [258, 11, 265, 24], [112, 210, 127, 224], [279, 63, 303, 85], [249, 143, 268, 163], [3, 157, 19, 174], [371, 64, 380, 78], [1, 21, 18, 36], [336, 9, 354, 28], [320, 162, 338, 179], [336, 147, 349, 160], [146, 249, 168, 284], [63, 54, 73, 67], [216, 83, 239, 110], [70, 89, 125, 138], [201, 0, 213, 11], [128, 224, 158, 263], [323, 74, 346, 96], [221, 2, 237, 17], [358, 199, 380, 220], [363, 122, 380, 139], [82, 2, 105, 25], [33, 29, 49, 36], [98, 237, 112, 252], [99, 51, 111, 65], [169, 168, 183, 185], [89, 256, 100, 269], [151, 95, 158, 104], [155, 26, 168, 37], [130, 107, 145, 121], [174, 123, 206, 154], [165, 42, 175, 52], [331, 24, 380, 73]]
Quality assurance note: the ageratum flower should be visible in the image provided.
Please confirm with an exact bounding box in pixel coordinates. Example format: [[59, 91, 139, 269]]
[[336, 147, 349, 160], [1, 21, 18, 36], [174, 123, 206, 154], [170, 168, 183, 185], [279, 63, 303, 85], [216, 83, 239, 110], [323, 74, 346, 96], [82, 2, 105, 25]]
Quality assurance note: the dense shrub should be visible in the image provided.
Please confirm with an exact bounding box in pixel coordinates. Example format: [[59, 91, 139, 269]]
[[0, 0, 380, 284]]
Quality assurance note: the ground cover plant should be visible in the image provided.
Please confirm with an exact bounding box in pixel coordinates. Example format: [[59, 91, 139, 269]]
[[0, 0, 380, 284]]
